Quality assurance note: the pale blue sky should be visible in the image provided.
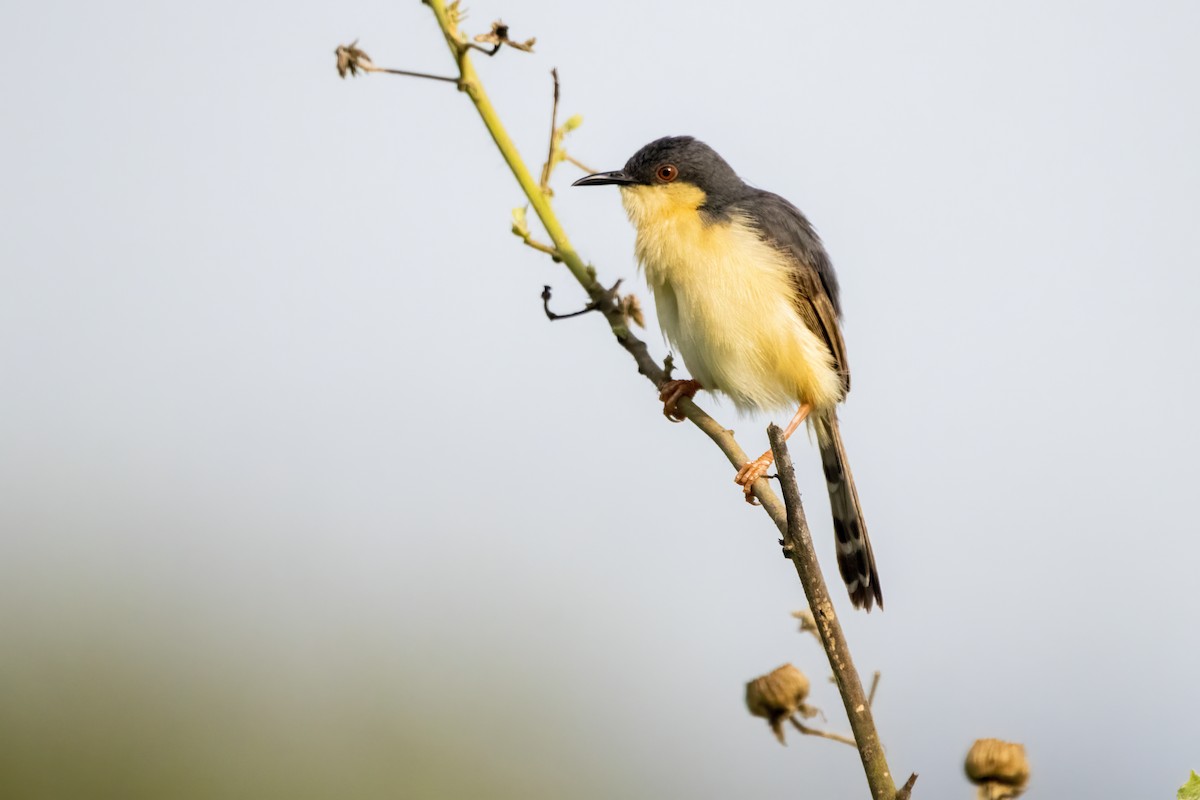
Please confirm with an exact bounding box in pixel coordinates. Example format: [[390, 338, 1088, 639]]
[[2, 1, 1199, 798]]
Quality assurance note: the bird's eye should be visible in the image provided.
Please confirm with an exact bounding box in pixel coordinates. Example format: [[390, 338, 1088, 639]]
[[656, 164, 679, 183]]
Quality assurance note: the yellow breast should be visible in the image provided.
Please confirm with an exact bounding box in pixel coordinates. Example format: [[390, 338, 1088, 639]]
[[620, 183, 844, 414]]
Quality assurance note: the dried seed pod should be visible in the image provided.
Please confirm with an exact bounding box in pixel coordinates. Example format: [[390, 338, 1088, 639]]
[[745, 664, 811, 745], [965, 738, 1030, 799]]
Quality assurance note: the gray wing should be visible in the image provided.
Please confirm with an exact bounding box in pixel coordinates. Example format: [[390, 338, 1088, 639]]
[[736, 189, 851, 393]]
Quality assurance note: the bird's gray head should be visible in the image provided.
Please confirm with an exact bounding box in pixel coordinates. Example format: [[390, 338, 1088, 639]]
[[572, 136, 746, 212]]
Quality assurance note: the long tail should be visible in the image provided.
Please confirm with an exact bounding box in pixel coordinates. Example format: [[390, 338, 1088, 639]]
[[816, 413, 883, 611]]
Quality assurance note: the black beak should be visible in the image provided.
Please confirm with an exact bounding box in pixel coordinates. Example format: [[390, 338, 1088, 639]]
[[572, 170, 636, 187]]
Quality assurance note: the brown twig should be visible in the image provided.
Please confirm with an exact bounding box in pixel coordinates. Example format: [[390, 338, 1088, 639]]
[[539, 69, 561, 193], [362, 65, 459, 81], [542, 286, 597, 321], [769, 426, 898, 800], [334, 41, 458, 82], [542, 280, 623, 322], [895, 772, 919, 800], [868, 670, 881, 707], [790, 717, 857, 747], [536, 70, 591, 191]]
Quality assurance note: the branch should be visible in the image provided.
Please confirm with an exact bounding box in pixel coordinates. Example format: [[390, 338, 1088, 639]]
[[564, 154, 594, 172], [542, 282, 614, 322], [512, 206, 565, 260], [334, 41, 457, 82], [418, 0, 790, 516], [790, 717, 858, 747], [535, 70, 592, 195], [868, 670, 882, 707], [362, 5, 909, 795], [768, 425, 898, 800], [538, 68, 561, 193], [895, 773, 919, 800]]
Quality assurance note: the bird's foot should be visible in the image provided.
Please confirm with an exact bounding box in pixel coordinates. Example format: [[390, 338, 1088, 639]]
[[734, 452, 775, 505], [658, 379, 702, 422]]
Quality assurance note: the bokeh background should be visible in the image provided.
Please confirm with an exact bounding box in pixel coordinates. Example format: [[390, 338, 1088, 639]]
[[3, 1, 1199, 797]]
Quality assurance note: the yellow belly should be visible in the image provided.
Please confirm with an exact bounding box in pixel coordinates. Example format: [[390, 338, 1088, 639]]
[[622, 184, 844, 414]]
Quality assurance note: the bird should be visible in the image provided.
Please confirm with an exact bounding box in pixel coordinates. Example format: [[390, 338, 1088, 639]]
[[572, 136, 882, 610]]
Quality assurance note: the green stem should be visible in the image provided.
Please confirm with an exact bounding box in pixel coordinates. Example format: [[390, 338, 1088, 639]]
[[424, 0, 597, 296], [418, 0, 789, 593]]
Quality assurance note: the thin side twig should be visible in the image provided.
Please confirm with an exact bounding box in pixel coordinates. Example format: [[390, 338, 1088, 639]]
[[542, 284, 599, 321], [362, 65, 459, 81], [539, 68, 560, 193], [541, 280, 626, 322], [564, 154, 594, 173], [334, 41, 458, 82], [868, 670, 881, 707], [790, 717, 857, 747], [769, 425, 898, 800], [520, 236, 563, 259]]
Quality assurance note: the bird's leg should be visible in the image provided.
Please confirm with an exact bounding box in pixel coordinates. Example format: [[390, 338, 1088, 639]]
[[735, 404, 812, 504], [659, 379, 702, 422]]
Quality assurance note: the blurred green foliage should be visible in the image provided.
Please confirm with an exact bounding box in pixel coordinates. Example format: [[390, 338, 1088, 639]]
[[0, 615, 609, 800]]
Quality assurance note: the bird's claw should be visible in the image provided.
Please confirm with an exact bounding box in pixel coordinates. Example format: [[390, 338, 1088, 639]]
[[734, 455, 774, 505], [658, 379, 701, 422]]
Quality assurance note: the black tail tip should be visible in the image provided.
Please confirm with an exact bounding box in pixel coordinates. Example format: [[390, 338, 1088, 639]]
[[850, 581, 884, 612]]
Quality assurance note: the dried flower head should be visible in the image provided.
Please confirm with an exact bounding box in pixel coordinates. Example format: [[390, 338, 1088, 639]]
[[474, 20, 536, 52], [965, 738, 1030, 799], [334, 41, 374, 79], [745, 664, 812, 745]]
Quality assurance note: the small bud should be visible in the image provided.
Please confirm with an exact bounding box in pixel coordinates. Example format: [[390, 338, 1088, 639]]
[[965, 738, 1030, 799], [746, 664, 811, 745], [511, 206, 529, 238]]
